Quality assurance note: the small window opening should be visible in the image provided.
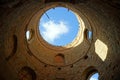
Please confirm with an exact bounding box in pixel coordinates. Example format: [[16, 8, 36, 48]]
[[88, 72, 99, 80], [58, 67, 61, 70], [84, 29, 92, 41], [70, 65, 73, 68], [44, 64, 47, 67], [88, 30, 92, 40], [84, 55, 88, 59]]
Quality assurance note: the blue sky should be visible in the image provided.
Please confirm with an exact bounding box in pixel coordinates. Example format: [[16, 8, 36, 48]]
[[90, 73, 99, 80], [88, 30, 92, 39], [39, 7, 79, 46]]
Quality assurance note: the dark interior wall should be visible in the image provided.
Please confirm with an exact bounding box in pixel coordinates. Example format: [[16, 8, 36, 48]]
[[0, 0, 120, 80]]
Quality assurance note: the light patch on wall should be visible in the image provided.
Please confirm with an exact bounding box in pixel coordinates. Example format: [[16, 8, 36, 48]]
[[95, 39, 108, 61], [26, 30, 31, 41]]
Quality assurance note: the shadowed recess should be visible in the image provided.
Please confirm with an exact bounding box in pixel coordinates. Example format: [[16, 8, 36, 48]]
[[18, 66, 36, 80], [6, 35, 17, 61]]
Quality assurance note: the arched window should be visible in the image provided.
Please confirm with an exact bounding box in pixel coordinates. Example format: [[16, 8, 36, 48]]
[[18, 66, 36, 80], [84, 29, 92, 41], [88, 72, 99, 80], [55, 54, 65, 65]]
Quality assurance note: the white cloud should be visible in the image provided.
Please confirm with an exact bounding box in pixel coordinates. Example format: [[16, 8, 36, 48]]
[[90, 77, 98, 80], [41, 20, 69, 43]]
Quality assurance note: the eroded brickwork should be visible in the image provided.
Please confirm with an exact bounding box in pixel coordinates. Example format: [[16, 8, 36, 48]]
[[0, 0, 120, 80]]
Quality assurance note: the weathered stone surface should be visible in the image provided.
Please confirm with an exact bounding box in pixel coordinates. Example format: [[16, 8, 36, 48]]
[[0, 0, 120, 80]]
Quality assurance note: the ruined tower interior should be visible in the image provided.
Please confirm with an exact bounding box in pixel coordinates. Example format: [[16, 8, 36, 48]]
[[0, 0, 120, 80]]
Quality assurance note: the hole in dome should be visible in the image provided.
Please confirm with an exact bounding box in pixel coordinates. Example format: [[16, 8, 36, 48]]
[[84, 55, 88, 59], [58, 67, 61, 70], [70, 65, 73, 68], [89, 72, 99, 80], [44, 64, 47, 67], [39, 7, 79, 46]]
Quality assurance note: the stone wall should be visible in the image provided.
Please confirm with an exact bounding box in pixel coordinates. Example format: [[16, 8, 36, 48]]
[[0, 0, 120, 80]]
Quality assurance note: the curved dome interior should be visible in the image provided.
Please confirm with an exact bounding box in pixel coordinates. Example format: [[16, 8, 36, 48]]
[[0, 0, 120, 80]]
